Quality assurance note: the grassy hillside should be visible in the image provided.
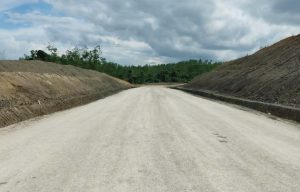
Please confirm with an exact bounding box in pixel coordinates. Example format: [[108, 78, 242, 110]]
[[184, 34, 300, 108], [0, 60, 132, 127]]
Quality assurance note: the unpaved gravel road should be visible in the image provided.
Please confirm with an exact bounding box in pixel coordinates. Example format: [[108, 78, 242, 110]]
[[0, 87, 299, 192]]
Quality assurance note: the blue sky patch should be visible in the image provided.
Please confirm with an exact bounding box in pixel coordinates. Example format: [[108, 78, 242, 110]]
[[0, 1, 60, 30], [0, 13, 30, 30], [8, 1, 53, 14]]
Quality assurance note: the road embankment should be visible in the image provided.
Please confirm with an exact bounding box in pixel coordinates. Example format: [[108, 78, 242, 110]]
[[174, 87, 300, 123]]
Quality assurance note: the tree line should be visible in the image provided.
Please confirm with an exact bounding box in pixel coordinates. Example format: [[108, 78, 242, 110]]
[[20, 45, 221, 84]]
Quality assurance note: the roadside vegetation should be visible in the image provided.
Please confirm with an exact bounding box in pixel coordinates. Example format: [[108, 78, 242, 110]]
[[20, 45, 220, 84]]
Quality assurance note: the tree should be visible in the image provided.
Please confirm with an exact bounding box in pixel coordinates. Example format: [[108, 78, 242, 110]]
[[36, 50, 49, 61], [46, 44, 59, 62], [20, 45, 220, 84]]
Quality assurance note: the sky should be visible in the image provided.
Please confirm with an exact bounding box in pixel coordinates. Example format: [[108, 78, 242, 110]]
[[0, 0, 299, 65]]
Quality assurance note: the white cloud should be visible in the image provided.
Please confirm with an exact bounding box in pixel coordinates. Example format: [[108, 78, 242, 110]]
[[0, 27, 49, 59]]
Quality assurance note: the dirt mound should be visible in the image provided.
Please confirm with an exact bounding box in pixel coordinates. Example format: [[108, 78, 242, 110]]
[[0, 60, 132, 127], [184, 34, 300, 108]]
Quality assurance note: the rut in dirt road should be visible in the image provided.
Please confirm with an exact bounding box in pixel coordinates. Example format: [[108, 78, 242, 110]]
[[0, 87, 299, 192]]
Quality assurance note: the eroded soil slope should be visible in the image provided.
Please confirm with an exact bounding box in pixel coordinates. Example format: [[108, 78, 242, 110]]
[[184, 34, 300, 108], [0, 60, 132, 127]]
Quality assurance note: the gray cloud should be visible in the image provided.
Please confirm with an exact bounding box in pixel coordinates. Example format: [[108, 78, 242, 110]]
[[1, 0, 300, 64], [270, 0, 300, 24], [235, 0, 300, 25]]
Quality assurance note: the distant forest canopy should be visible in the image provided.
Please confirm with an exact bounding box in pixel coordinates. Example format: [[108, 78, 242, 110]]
[[20, 45, 221, 84]]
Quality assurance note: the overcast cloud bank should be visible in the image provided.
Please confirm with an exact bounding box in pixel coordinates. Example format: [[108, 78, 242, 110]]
[[0, 0, 299, 64]]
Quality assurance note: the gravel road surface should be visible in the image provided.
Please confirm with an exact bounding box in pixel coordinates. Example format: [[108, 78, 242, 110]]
[[0, 87, 299, 192]]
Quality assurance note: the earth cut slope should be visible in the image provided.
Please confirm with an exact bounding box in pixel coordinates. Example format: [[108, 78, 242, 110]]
[[184, 34, 300, 108], [0, 60, 132, 127]]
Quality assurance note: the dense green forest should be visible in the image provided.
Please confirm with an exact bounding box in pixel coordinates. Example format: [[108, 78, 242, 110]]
[[20, 45, 221, 84]]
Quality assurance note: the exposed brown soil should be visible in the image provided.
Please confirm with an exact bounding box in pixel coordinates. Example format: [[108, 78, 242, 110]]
[[184, 34, 300, 108], [0, 60, 132, 127]]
